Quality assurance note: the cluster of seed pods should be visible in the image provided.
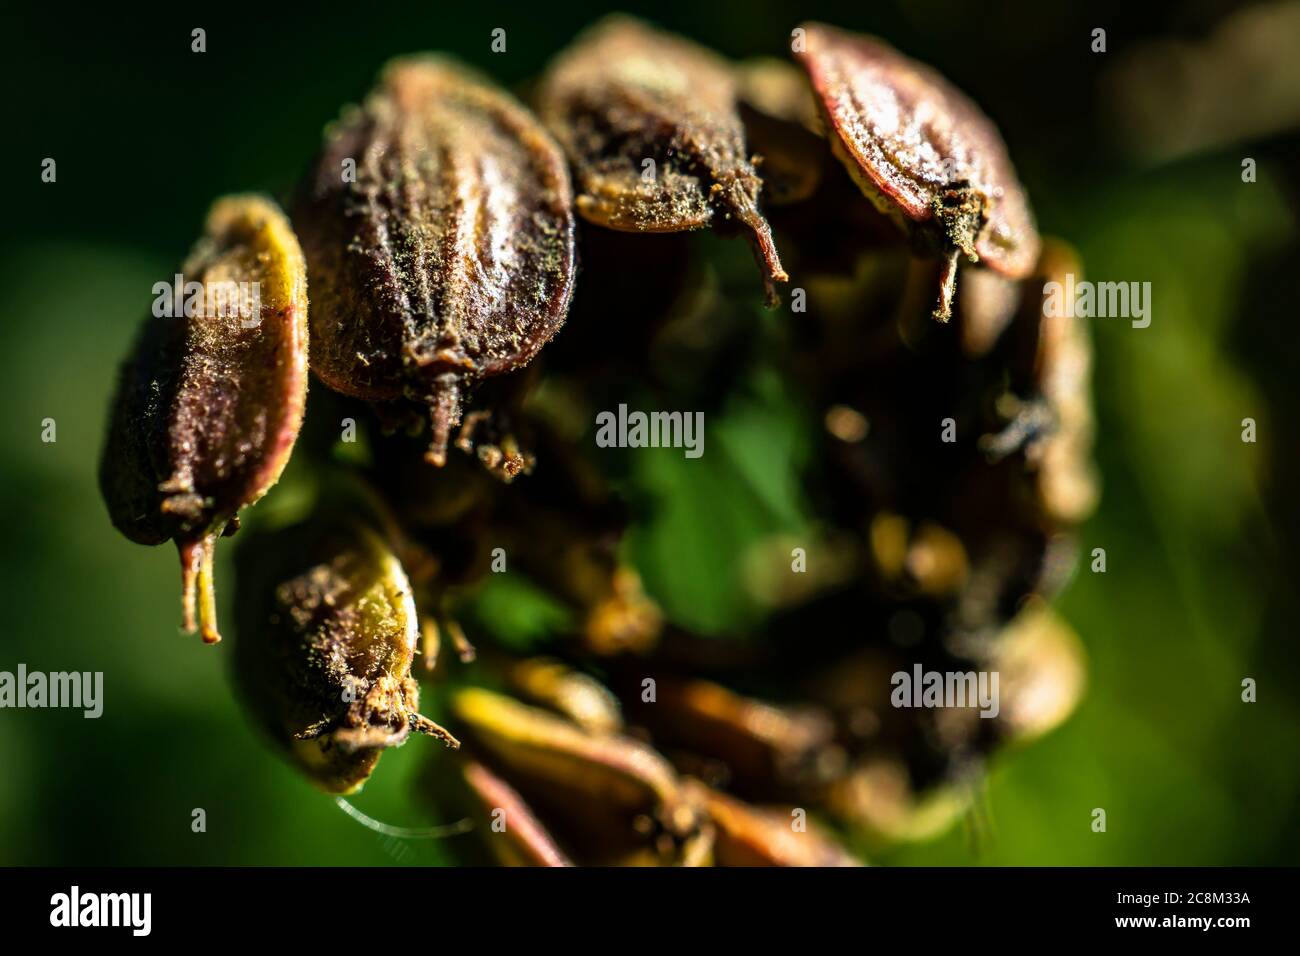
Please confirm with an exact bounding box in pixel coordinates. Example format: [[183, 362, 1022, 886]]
[[100, 18, 1093, 863]]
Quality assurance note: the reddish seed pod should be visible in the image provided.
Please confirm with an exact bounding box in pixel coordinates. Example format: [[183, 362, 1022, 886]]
[[99, 195, 309, 644], [794, 22, 1039, 321], [458, 759, 574, 867], [295, 55, 577, 467]]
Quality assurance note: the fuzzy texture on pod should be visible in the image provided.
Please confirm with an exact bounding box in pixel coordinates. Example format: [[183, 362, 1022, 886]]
[[234, 518, 456, 794], [295, 55, 577, 468], [539, 15, 788, 305], [794, 23, 1039, 320], [100, 194, 309, 644]]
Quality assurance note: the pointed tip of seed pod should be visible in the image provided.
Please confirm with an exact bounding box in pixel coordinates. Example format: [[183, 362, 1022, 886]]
[[760, 272, 784, 310], [721, 179, 788, 308], [749, 219, 789, 309], [424, 379, 463, 468], [177, 534, 223, 644], [178, 540, 200, 634], [446, 618, 477, 663], [411, 713, 461, 749], [751, 221, 788, 275], [932, 249, 960, 323]]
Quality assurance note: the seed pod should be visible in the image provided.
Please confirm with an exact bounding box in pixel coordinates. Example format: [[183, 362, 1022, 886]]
[[794, 22, 1039, 321], [506, 657, 623, 734], [984, 600, 1086, 744], [451, 687, 713, 865], [683, 781, 861, 867], [1025, 241, 1098, 525], [234, 517, 456, 794], [99, 195, 308, 644], [458, 758, 574, 867], [539, 15, 788, 305], [295, 55, 577, 467]]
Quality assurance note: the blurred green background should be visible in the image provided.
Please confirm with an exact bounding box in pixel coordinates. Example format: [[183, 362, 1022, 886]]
[[1, 0, 1297, 865]]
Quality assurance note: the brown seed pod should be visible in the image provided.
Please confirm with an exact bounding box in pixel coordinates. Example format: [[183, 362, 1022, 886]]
[[538, 15, 788, 305], [794, 22, 1039, 321], [295, 55, 577, 467], [99, 195, 308, 644], [234, 516, 457, 794]]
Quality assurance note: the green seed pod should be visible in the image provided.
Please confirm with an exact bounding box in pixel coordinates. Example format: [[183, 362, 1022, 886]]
[[100, 195, 309, 643], [234, 516, 456, 794]]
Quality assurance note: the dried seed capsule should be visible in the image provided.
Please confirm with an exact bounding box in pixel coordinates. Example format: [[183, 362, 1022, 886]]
[[234, 517, 456, 794], [99, 195, 308, 644], [539, 15, 788, 305], [794, 22, 1039, 321], [295, 55, 577, 467]]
